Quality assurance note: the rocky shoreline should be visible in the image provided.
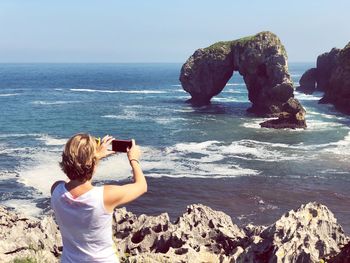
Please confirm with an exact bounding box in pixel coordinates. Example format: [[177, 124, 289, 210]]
[[1, 203, 349, 262]]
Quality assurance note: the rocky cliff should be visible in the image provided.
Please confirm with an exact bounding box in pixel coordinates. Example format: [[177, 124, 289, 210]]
[[1, 202, 349, 263], [179, 31, 306, 129], [298, 43, 350, 114]]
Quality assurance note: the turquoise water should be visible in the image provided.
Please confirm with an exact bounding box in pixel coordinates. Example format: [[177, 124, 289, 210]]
[[1, 63, 350, 232]]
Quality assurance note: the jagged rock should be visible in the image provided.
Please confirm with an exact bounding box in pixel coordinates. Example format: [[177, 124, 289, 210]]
[[0, 206, 61, 263], [259, 98, 307, 129], [297, 68, 317, 94], [237, 202, 348, 263], [179, 31, 306, 128], [327, 241, 350, 262], [113, 204, 245, 261], [0, 203, 348, 263]]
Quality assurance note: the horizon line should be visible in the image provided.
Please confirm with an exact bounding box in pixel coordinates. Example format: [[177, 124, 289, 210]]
[[0, 61, 315, 64]]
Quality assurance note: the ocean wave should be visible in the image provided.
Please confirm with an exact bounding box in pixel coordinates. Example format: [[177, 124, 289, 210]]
[[290, 74, 302, 77], [31, 100, 80, 105], [212, 97, 241, 103], [0, 93, 21, 97], [225, 83, 245, 86], [171, 84, 182, 87], [306, 120, 345, 131], [306, 110, 346, 120], [241, 119, 267, 129], [294, 91, 323, 101], [0, 133, 42, 138], [70, 88, 166, 94], [17, 149, 135, 197], [320, 131, 350, 155], [223, 90, 247, 94], [36, 134, 67, 146], [1, 199, 42, 217], [168, 139, 299, 163]]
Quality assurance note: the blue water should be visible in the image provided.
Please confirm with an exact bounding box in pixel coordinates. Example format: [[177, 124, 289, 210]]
[[1, 63, 350, 232]]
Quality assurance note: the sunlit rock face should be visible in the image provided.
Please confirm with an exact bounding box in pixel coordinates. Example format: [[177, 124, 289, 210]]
[[180, 31, 306, 129]]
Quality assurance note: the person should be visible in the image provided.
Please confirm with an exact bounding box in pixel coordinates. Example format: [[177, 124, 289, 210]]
[[50, 133, 147, 263]]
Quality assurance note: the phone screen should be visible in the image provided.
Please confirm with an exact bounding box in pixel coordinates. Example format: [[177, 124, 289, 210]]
[[112, 140, 132, 152]]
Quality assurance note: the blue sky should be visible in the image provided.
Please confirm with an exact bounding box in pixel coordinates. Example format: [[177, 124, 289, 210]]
[[0, 0, 349, 63]]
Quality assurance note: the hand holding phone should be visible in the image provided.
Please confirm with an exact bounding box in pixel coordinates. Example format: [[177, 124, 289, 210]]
[[112, 139, 132, 153]]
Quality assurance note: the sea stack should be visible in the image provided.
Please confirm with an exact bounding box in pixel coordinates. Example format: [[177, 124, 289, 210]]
[[179, 31, 307, 129], [297, 42, 350, 114]]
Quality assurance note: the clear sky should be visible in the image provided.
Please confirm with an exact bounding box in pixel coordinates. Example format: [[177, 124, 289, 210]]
[[1, 0, 349, 63]]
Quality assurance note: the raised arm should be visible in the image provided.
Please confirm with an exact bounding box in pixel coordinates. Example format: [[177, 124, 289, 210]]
[[103, 139, 147, 213]]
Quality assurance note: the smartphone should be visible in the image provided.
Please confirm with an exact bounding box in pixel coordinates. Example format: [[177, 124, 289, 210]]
[[112, 139, 132, 152]]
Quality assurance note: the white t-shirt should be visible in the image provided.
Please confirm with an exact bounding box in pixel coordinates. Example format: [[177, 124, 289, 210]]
[[51, 182, 119, 263]]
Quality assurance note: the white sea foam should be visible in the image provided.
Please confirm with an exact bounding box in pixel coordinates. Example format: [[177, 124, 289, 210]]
[[219, 140, 300, 161], [212, 97, 241, 102], [225, 83, 245, 86], [0, 93, 20, 97], [17, 149, 130, 197], [241, 119, 267, 129], [70, 88, 166, 94], [321, 131, 350, 155], [0, 133, 42, 138], [36, 134, 67, 146], [102, 114, 136, 120], [306, 120, 344, 131], [154, 117, 187, 125], [306, 109, 346, 121], [295, 91, 323, 101], [171, 84, 182, 87], [224, 90, 247, 94], [1, 199, 42, 217], [32, 100, 80, 105]]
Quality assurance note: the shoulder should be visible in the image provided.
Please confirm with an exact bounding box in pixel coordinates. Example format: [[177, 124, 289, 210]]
[[51, 180, 65, 195]]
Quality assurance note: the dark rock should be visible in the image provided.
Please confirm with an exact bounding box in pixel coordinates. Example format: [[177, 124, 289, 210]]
[[326, 241, 350, 263], [327, 42, 350, 114], [259, 98, 307, 129], [297, 68, 317, 94], [296, 45, 350, 116], [316, 48, 341, 91], [179, 31, 306, 128]]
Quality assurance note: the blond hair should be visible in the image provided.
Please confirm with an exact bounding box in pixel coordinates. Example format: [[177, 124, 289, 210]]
[[59, 133, 98, 182]]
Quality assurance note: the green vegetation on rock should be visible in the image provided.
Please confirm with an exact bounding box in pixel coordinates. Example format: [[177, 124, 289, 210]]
[[204, 31, 286, 55], [12, 257, 38, 263]]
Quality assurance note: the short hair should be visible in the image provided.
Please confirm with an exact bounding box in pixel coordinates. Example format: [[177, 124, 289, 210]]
[[59, 133, 98, 182]]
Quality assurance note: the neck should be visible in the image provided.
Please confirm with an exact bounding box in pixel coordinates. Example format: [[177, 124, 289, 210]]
[[66, 179, 92, 191]]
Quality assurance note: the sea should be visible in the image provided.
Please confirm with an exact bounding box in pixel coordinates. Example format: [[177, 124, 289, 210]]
[[0, 63, 349, 233]]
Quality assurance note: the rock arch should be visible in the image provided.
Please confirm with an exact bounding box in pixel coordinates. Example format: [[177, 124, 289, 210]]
[[179, 31, 306, 128]]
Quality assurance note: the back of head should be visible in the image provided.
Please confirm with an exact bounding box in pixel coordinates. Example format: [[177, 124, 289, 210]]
[[60, 133, 98, 182]]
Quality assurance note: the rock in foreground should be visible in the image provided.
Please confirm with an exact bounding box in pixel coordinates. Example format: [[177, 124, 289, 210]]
[[0, 202, 349, 262], [180, 31, 306, 129]]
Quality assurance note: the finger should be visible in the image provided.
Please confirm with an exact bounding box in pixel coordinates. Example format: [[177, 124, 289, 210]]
[[106, 137, 115, 145], [131, 139, 135, 147], [102, 135, 109, 143], [107, 150, 116, 156]]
